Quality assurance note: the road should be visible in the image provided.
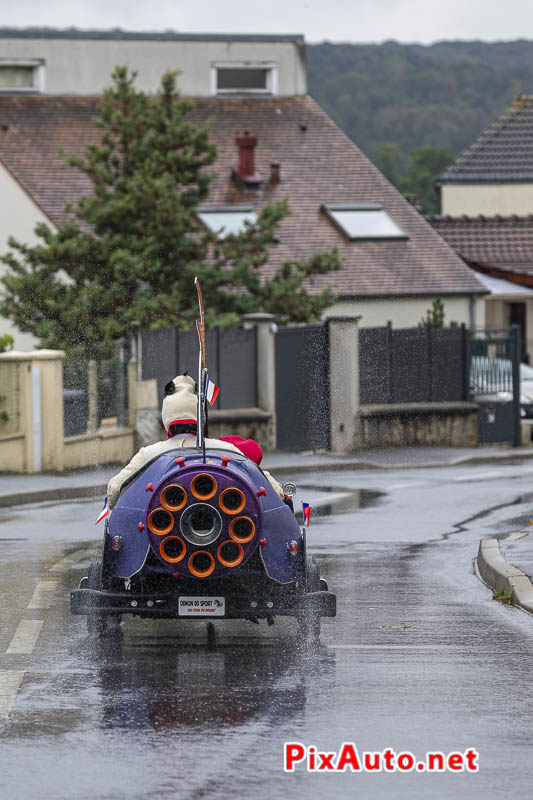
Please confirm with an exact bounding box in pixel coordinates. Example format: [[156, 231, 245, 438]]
[[1, 461, 533, 799]]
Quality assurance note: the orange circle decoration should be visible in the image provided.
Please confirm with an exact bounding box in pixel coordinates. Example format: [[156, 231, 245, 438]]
[[188, 550, 215, 578], [219, 487, 246, 515], [228, 516, 256, 544], [190, 473, 218, 500], [161, 484, 187, 512], [159, 536, 186, 564], [217, 539, 244, 568], [148, 507, 174, 536]]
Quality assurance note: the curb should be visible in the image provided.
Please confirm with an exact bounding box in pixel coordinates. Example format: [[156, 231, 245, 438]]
[[2, 448, 533, 509], [476, 537, 533, 615]]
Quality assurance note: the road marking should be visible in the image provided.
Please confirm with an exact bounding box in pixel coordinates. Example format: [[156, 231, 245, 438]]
[[26, 580, 58, 610], [6, 620, 44, 655], [388, 482, 426, 490], [0, 670, 25, 718], [452, 472, 503, 483], [49, 548, 93, 573]]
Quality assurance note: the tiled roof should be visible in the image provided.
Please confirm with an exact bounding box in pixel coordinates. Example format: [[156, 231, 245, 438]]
[[426, 214, 533, 278], [438, 95, 533, 184], [0, 95, 484, 297]]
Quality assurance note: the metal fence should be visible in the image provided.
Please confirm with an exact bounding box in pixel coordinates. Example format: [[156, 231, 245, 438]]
[[63, 356, 129, 437], [359, 322, 469, 405], [140, 325, 257, 409]]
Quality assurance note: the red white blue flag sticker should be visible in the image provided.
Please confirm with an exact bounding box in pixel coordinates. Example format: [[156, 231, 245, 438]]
[[302, 502, 312, 527], [206, 376, 220, 406], [95, 497, 110, 525]]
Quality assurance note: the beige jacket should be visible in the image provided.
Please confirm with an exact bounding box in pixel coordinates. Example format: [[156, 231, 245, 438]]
[[107, 433, 283, 508]]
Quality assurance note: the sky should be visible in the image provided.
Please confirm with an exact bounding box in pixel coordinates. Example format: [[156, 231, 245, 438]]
[[1, 0, 533, 45]]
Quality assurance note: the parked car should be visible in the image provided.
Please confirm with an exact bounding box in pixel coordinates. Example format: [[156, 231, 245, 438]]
[[471, 356, 533, 417]]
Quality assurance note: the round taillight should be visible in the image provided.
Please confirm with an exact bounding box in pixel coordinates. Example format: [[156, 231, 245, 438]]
[[160, 536, 186, 563], [161, 483, 187, 511], [191, 473, 218, 500], [188, 550, 215, 578], [219, 487, 246, 515], [228, 516, 255, 544], [217, 539, 244, 568], [148, 507, 174, 535]]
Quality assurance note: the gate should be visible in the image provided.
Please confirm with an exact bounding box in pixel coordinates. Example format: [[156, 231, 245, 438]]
[[140, 326, 257, 409], [275, 325, 330, 451], [471, 326, 521, 446]]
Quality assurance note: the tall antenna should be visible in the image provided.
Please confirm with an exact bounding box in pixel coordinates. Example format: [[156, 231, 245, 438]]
[[195, 277, 207, 461]]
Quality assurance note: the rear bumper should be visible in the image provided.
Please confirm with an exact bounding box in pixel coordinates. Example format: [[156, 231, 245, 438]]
[[70, 587, 336, 620]]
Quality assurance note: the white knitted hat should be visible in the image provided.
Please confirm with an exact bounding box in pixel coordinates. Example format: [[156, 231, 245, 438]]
[[161, 375, 197, 431]]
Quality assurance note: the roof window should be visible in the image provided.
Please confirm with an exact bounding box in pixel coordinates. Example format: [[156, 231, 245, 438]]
[[322, 204, 407, 241], [197, 206, 258, 238]]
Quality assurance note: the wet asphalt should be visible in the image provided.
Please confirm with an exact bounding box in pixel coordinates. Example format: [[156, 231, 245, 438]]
[[2, 463, 533, 799]]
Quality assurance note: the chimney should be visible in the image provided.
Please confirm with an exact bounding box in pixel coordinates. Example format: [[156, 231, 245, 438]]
[[269, 163, 281, 184], [234, 129, 262, 187]]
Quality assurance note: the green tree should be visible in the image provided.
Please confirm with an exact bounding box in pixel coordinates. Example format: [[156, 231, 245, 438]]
[[0, 333, 14, 353], [0, 68, 340, 358], [397, 146, 455, 213]]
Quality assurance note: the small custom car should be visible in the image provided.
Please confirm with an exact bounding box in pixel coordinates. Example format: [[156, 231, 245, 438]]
[[70, 447, 336, 639]]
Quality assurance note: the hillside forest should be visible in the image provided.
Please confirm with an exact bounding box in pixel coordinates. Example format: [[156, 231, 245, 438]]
[[307, 40, 533, 212]]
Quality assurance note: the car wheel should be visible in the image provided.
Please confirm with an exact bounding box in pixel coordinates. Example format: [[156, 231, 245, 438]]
[[298, 556, 321, 642], [86, 560, 121, 637]]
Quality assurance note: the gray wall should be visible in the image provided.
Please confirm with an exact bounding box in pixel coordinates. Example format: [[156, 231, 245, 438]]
[[0, 34, 306, 96]]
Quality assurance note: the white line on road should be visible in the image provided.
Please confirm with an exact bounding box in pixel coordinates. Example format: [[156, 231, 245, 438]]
[[49, 548, 93, 573], [0, 670, 25, 718], [26, 580, 58, 610], [6, 620, 44, 655], [387, 482, 427, 490], [452, 472, 503, 483]]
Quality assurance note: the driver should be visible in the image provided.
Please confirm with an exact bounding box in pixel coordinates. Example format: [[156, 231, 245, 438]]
[[106, 374, 283, 508]]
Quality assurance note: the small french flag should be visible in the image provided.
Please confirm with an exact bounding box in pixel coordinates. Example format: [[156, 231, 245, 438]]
[[206, 376, 220, 406], [95, 496, 110, 525], [302, 502, 312, 527]]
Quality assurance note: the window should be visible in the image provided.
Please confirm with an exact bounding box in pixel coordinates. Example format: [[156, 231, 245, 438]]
[[0, 61, 44, 92], [211, 62, 278, 95], [217, 68, 268, 91], [197, 206, 257, 238], [322, 204, 407, 241]]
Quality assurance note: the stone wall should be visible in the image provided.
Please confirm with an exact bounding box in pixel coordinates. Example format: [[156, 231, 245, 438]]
[[360, 402, 479, 449], [208, 408, 275, 452]]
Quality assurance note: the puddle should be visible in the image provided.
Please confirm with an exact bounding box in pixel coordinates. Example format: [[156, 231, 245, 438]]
[[297, 486, 384, 517]]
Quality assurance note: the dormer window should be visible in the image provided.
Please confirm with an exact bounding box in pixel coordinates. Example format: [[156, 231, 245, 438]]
[[197, 206, 257, 238], [0, 61, 45, 93], [322, 204, 407, 241], [211, 62, 278, 96]]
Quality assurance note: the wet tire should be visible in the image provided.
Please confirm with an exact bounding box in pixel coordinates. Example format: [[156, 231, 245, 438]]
[[298, 556, 321, 642], [86, 560, 121, 637]]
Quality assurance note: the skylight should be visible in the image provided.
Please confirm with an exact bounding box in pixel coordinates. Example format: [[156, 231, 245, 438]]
[[322, 204, 407, 241], [197, 206, 258, 238]]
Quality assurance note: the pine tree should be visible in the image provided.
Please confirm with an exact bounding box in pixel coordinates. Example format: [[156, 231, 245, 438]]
[[0, 68, 341, 358]]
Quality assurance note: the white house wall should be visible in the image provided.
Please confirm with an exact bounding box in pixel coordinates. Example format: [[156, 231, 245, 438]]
[[0, 38, 307, 96], [441, 183, 533, 216], [324, 296, 485, 331], [0, 163, 54, 350]]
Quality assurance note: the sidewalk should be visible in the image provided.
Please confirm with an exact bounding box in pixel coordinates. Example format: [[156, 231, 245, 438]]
[[2, 444, 533, 508]]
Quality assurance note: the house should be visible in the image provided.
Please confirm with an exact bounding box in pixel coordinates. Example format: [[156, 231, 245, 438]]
[[0, 28, 485, 350], [431, 95, 533, 361]]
